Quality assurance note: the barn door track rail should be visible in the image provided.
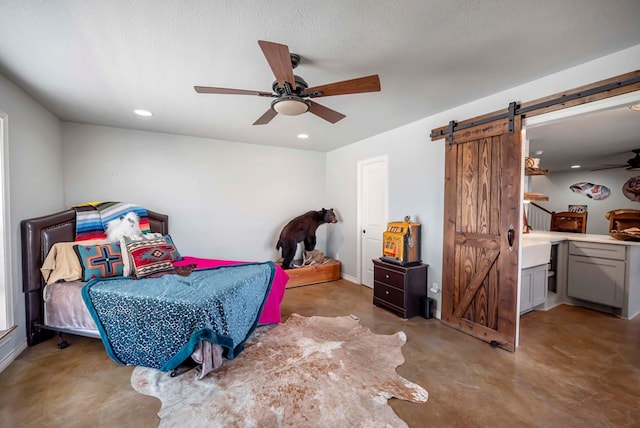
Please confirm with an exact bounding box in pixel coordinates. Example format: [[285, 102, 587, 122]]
[[430, 71, 640, 147]]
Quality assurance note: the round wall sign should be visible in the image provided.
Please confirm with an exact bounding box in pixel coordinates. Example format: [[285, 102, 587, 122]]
[[622, 176, 640, 202]]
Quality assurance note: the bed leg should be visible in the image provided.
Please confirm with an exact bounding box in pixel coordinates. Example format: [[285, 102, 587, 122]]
[[170, 360, 199, 377], [57, 332, 69, 349]]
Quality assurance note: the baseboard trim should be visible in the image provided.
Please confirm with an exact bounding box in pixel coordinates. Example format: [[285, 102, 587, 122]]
[[340, 272, 358, 284], [0, 338, 28, 374]]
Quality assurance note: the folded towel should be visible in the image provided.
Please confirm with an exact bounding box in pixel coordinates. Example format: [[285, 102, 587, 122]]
[[73, 204, 107, 241], [72, 202, 150, 241], [95, 202, 151, 234]]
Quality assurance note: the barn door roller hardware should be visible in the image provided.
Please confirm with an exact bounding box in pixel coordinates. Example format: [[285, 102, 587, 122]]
[[447, 120, 456, 146], [442, 101, 519, 147], [432, 72, 640, 144]]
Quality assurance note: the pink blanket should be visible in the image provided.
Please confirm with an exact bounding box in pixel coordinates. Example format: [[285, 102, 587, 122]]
[[173, 256, 288, 325]]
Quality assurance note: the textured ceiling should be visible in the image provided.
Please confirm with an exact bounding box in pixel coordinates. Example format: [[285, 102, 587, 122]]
[[0, 0, 639, 153]]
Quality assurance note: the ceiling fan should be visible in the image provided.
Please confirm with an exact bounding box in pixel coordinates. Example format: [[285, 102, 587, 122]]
[[592, 149, 640, 171], [194, 40, 381, 125]]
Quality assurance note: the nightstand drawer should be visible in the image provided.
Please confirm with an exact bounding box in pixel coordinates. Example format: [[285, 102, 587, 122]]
[[373, 267, 404, 289], [373, 281, 405, 308]]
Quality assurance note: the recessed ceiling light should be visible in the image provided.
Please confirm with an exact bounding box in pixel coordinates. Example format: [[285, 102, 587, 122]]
[[134, 109, 153, 117], [534, 150, 544, 155], [629, 104, 640, 111], [297, 133, 309, 139], [570, 165, 581, 169]]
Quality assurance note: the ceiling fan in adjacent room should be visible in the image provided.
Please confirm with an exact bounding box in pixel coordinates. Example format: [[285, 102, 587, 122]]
[[194, 40, 381, 125], [592, 149, 640, 171]]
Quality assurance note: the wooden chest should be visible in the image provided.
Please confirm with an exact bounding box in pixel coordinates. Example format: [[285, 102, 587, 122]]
[[285, 258, 341, 288]]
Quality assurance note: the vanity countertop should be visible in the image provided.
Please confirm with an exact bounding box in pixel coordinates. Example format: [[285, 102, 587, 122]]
[[524, 231, 640, 246]]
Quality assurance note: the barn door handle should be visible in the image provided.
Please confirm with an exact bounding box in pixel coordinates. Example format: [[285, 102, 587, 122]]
[[507, 224, 514, 251]]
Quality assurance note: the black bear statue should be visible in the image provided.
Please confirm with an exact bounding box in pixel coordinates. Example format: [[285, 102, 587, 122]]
[[276, 208, 338, 269]]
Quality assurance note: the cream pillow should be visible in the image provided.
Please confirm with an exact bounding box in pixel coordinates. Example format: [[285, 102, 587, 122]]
[[41, 239, 109, 284]]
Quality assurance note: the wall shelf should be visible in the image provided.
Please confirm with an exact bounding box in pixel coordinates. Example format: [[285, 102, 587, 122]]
[[525, 167, 549, 176], [524, 192, 549, 201]]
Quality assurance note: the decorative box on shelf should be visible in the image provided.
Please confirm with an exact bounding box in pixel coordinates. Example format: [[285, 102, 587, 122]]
[[372, 259, 428, 319]]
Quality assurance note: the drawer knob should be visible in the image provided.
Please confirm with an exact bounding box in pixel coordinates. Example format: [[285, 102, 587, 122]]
[[385, 274, 389, 279], [385, 290, 389, 295]]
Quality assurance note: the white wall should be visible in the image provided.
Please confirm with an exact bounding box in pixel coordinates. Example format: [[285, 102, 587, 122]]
[[326, 43, 640, 315], [62, 123, 328, 262], [530, 168, 640, 235], [0, 73, 64, 369], [326, 120, 445, 287]]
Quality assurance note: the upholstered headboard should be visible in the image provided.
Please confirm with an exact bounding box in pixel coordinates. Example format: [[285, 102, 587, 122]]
[[20, 209, 169, 346]]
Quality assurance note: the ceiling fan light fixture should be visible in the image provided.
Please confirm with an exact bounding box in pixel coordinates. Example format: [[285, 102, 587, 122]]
[[271, 96, 310, 116]]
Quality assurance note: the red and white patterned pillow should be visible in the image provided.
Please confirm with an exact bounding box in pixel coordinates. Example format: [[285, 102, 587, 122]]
[[123, 237, 175, 278]]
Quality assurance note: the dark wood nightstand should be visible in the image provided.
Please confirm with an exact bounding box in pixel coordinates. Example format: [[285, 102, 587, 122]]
[[372, 259, 428, 319]]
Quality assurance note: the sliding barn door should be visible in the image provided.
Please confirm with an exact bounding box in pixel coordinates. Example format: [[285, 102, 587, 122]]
[[441, 117, 522, 352]]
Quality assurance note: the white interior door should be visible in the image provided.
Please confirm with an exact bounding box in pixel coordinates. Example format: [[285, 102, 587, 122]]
[[359, 156, 388, 287]]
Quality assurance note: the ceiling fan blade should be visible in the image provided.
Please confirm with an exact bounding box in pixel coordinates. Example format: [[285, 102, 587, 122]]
[[306, 74, 381, 98], [590, 165, 627, 171], [253, 108, 277, 125], [258, 40, 296, 90], [194, 86, 272, 96], [308, 100, 346, 124]]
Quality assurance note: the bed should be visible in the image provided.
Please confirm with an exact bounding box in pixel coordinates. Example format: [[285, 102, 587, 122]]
[[21, 208, 289, 377]]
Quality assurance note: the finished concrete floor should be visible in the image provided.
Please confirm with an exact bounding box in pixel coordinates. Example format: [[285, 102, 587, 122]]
[[1, 279, 639, 427]]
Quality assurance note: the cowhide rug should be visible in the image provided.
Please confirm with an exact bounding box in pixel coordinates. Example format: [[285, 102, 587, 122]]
[[131, 313, 428, 427]]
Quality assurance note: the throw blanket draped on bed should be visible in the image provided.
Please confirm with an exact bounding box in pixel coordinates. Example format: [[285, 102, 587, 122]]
[[81, 262, 276, 371], [174, 256, 289, 325], [72, 201, 151, 241]]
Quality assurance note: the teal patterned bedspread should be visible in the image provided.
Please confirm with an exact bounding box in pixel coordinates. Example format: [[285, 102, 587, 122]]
[[81, 262, 276, 371]]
